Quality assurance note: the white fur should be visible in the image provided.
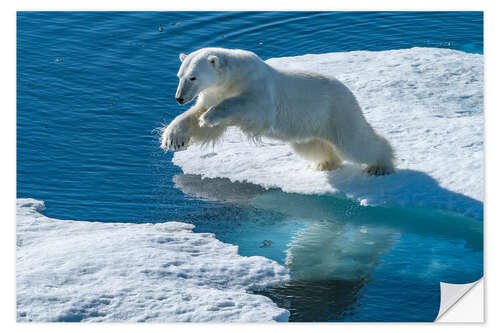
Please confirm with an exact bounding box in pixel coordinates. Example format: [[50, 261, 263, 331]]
[[161, 48, 395, 175]]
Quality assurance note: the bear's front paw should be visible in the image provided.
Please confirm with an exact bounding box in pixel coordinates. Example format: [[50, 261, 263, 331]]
[[161, 119, 191, 151], [199, 106, 225, 128]]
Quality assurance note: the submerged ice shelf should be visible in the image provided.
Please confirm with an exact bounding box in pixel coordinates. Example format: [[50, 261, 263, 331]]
[[173, 47, 483, 220], [16, 199, 290, 322]]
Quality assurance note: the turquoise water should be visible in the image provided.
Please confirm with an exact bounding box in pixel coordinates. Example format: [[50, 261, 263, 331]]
[[17, 12, 483, 322]]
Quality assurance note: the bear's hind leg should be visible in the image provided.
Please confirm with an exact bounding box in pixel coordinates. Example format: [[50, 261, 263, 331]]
[[328, 126, 395, 176], [290, 139, 343, 171]]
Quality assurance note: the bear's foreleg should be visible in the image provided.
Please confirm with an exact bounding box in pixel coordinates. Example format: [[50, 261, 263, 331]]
[[199, 96, 258, 128], [161, 108, 194, 151], [161, 104, 227, 151]]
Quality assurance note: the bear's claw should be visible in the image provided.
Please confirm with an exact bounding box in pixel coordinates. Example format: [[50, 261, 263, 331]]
[[363, 165, 394, 176], [161, 118, 191, 151]]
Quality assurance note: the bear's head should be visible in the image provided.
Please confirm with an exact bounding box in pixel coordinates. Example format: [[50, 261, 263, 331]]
[[175, 50, 223, 105]]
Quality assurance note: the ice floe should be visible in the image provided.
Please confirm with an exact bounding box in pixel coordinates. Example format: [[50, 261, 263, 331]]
[[16, 198, 290, 322], [173, 48, 483, 219]]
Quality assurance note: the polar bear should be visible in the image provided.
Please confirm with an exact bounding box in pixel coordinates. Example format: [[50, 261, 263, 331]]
[[161, 48, 395, 175]]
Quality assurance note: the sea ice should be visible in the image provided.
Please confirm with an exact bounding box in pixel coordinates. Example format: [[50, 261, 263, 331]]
[[16, 199, 290, 322], [173, 48, 483, 219]]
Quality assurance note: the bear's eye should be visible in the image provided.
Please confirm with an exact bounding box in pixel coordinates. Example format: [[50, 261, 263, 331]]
[[189, 77, 197, 81]]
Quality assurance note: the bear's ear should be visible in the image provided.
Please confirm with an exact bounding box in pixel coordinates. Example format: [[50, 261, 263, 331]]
[[208, 55, 220, 68], [179, 53, 187, 62]]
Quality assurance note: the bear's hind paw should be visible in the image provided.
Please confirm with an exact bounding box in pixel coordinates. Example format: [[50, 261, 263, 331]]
[[363, 165, 394, 176], [310, 161, 341, 172]]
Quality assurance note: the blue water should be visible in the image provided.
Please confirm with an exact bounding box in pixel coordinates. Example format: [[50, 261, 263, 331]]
[[17, 12, 483, 322]]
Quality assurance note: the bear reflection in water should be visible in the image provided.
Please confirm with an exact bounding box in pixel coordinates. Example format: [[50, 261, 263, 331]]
[[172, 173, 483, 321]]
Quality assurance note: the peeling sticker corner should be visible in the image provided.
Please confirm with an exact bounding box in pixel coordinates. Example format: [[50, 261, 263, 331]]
[[435, 278, 484, 322]]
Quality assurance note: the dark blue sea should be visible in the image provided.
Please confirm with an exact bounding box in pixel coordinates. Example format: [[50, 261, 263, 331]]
[[17, 11, 483, 322]]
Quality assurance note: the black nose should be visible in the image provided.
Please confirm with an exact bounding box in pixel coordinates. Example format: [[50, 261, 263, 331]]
[[176, 97, 184, 104]]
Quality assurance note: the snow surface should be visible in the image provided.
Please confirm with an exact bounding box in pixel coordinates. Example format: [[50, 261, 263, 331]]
[[16, 198, 290, 322], [173, 48, 483, 219]]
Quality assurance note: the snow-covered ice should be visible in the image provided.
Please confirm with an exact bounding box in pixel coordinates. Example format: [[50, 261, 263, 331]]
[[173, 48, 483, 219], [16, 198, 290, 322]]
